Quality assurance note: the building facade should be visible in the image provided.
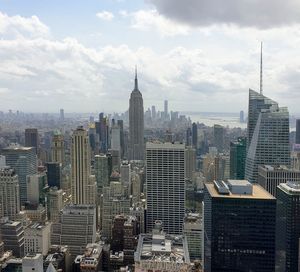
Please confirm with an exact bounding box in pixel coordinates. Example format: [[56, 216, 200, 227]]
[[204, 180, 276, 272], [146, 142, 185, 234]]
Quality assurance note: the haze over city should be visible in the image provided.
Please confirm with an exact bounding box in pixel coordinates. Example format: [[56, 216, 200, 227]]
[[1, 0, 300, 113]]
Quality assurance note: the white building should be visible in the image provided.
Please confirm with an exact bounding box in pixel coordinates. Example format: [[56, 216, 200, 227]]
[[22, 253, 43, 272], [24, 222, 51, 256], [146, 142, 185, 234]]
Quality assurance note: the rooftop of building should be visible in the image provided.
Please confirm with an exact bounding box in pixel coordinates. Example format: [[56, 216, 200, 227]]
[[259, 165, 299, 172], [26, 222, 50, 230], [183, 213, 202, 230], [135, 222, 190, 264], [146, 142, 185, 149], [206, 180, 275, 200], [23, 253, 42, 260], [278, 181, 300, 195], [2, 144, 34, 151]]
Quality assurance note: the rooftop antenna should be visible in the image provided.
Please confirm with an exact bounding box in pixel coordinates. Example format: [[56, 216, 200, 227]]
[[260, 42, 263, 95]]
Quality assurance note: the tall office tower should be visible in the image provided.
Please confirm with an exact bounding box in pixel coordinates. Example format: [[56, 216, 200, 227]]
[[245, 90, 290, 183], [96, 113, 109, 153], [46, 162, 62, 188], [240, 110, 245, 123], [247, 89, 278, 149], [258, 165, 300, 197], [101, 182, 131, 239], [146, 142, 185, 234], [71, 126, 93, 205], [120, 161, 131, 187], [2, 144, 37, 204], [230, 137, 246, 179], [185, 146, 196, 180], [25, 128, 39, 154], [51, 130, 65, 165], [59, 108, 64, 122], [296, 119, 300, 144], [51, 205, 96, 258], [131, 169, 141, 203], [151, 105, 156, 120], [111, 121, 121, 153], [129, 70, 145, 161], [213, 124, 224, 153], [204, 180, 276, 272], [192, 122, 198, 149], [0, 168, 20, 220], [186, 127, 192, 146], [22, 253, 43, 272], [164, 99, 168, 120], [94, 155, 109, 194], [47, 187, 63, 222], [276, 181, 300, 272], [1, 221, 24, 258], [26, 173, 47, 206], [117, 120, 125, 159]]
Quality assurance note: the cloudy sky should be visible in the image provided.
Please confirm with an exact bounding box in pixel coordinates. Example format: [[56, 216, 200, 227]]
[[1, 0, 300, 114]]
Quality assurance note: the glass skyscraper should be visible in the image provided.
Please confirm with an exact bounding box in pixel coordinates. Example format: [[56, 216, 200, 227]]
[[245, 89, 290, 183]]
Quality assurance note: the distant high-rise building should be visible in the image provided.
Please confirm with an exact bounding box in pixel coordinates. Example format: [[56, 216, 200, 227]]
[[240, 110, 244, 123], [245, 90, 290, 183], [186, 127, 192, 146], [258, 165, 300, 197], [204, 180, 276, 272], [296, 119, 300, 144], [94, 154, 109, 195], [0, 155, 6, 169], [96, 113, 109, 153], [230, 137, 246, 179], [46, 162, 62, 189], [25, 128, 39, 154], [164, 100, 168, 120], [51, 130, 65, 165], [120, 161, 131, 187], [146, 142, 185, 234], [185, 146, 196, 180], [59, 108, 64, 122], [0, 167, 20, 220], [192, 122, 198, 149], [129, 69, 144, 161], [117, 120, 125, 159], [2, 144, 37, 204], [51, 205, 96, 258], [71, 126, 95, 205], [276, 181, 300, 272], [213, 124, 224, 153], [151, 105, 156, 120]]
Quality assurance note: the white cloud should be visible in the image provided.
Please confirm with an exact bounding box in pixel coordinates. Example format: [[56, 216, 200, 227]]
[[96, 11, 114, 21], [1, 11, 300, 113], [129, 9, 190, 37]]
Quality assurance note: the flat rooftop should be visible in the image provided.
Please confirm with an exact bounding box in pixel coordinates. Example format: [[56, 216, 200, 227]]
[[206, 183, 275, 200], [146, 142, 185, 149]]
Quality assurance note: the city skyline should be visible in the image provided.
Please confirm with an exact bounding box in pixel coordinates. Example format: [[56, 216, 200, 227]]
[[1, 1, 300, 113]]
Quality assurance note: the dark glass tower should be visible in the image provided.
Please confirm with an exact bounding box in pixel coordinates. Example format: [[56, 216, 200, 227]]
[[204, 180, 276, 272], [46, 162, 62, 188], [230, 137, 246, 179], [276, 181, 300, 272], [296, 119, 300, 144]]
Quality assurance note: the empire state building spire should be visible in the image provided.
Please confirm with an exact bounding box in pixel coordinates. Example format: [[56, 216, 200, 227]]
[[134, 65, 138, 91]]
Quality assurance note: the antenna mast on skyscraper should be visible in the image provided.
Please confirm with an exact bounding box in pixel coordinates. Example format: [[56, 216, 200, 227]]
[[260, 42, 263, 95]]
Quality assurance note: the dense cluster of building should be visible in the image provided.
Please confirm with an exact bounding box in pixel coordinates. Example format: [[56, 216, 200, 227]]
[[0, 70, 300, 272]]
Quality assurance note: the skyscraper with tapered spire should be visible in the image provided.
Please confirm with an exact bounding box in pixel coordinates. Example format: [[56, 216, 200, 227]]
[[129, 68, 144, 161]]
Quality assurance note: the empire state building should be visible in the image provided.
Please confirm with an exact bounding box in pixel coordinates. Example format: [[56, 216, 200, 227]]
[[129, 69, 145, 160]]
